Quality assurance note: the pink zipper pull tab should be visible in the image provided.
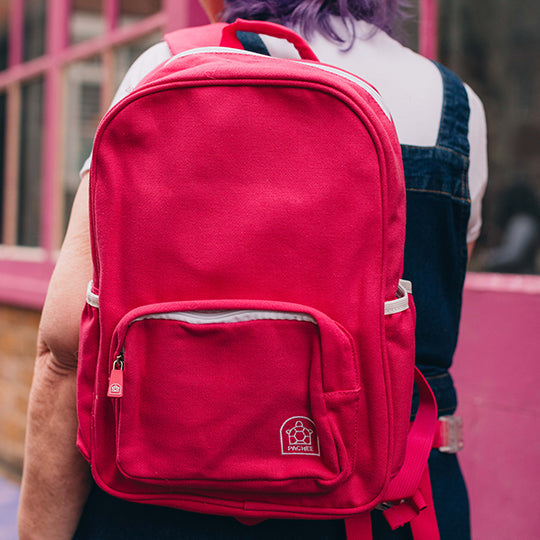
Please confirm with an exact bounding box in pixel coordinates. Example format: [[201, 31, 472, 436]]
[[108, 355, 124, 398]]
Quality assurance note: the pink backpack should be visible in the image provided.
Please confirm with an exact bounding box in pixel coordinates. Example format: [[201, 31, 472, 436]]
[[77, 19, 440, 539]]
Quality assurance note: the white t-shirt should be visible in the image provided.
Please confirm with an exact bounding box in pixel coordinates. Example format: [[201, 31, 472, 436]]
[[81, 20, 488, 242]]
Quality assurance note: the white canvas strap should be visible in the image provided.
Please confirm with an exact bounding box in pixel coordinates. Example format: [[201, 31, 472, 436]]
[[86, 281, 99, 308], [86, 279, 412, 315], [384, 280, 412, 316]]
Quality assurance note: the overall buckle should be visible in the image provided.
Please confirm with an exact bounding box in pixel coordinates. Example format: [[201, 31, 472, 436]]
[[436, 415, 463, 453]]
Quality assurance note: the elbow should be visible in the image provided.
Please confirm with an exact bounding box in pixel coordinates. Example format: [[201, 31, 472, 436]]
[[36, 326, 79, 376]]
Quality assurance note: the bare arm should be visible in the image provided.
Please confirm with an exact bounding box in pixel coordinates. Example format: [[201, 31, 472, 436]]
[[18, 173, 93, 540]]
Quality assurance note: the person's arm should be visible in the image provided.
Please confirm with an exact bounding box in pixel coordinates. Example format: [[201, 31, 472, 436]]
[[18, 173, 93, 540], [465, 85, 488, 263]]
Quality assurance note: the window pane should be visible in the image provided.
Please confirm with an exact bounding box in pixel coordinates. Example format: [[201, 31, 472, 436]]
[[0, 1, 8, 71], [119, 0, 162, 27], [113, 32, 161, 89], [18, 78, 44, 247], [23, 0, 46, 61], [0, 92, 5, 241], [62, 57, 102, 232], [70, 0, 104, 44]]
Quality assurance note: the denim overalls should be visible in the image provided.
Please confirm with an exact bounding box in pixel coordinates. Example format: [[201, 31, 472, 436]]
[[399, 63, 472, 540], [74, 54, 471, 540]]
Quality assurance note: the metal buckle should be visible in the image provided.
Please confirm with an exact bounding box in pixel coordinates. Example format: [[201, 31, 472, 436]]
[[438, 415, 463, 454], [376, 502, 397, 511]]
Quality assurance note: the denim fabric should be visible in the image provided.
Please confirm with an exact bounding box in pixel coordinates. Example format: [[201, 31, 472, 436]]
[[404, 64, 471, 539], [74, 451, 469, 540], [402, 63, 471, 386], [237, 32, 271, 56], [73, 489, 346, 539], [74, 62, 472, 540]]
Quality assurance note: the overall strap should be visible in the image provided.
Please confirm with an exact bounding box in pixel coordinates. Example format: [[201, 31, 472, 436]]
[[433, 62, 470, 157], [237, 31, 271, 55]]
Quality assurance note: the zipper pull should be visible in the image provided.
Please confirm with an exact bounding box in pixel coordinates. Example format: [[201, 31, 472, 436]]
[[107, 355, 124, 398]]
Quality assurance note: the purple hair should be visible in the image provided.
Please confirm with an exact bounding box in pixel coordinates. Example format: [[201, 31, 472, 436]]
[[220, 0, 409, 46]]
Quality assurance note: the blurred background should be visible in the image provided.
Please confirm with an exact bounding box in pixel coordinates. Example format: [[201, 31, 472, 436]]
[[0, 1, 538, 539]]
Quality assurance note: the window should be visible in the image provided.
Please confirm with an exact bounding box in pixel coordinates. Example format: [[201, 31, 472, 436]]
[[119, 0, 162, 27], [0, 92, 5, 240], [24, 0, 47, 60], [18, 77, 44, 247], [62, 57, 103, 231], [70, 0, 104, 44], [438, 0, 540, 274], [0, 0, 205, 308], [0, 1, 8, 71]]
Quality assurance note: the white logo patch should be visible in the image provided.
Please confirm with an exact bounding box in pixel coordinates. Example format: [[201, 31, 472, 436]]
[[280, 416, 320, 456], [109, 383, 122, 394]]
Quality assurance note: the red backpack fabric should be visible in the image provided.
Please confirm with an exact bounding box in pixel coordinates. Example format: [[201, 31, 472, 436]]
[[77, 19, 439, 539]]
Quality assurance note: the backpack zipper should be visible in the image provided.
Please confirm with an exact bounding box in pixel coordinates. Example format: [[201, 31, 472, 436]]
[[107, 354, 125, 398], [130, 309, 317, 325], [107, 309, 317, 399]]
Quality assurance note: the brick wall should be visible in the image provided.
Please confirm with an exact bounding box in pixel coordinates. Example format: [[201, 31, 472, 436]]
[[0, 305, 40, 478]]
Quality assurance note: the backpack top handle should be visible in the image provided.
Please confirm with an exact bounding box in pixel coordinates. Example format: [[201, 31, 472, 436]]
[[220, 18, 320, 62]]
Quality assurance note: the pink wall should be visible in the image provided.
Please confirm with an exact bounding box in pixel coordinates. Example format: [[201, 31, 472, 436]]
[[452, 272, 540, 539]]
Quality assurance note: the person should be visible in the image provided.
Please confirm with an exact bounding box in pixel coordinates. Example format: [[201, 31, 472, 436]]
[[18, 1, 488, 539]]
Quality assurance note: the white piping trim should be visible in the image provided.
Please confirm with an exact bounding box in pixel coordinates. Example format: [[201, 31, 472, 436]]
[[384, 280, 410, 316], [164, 47, 391, 119], [165, 46, 267, 65], [307, 63, 391, 119], [86, 281, 99, 308]]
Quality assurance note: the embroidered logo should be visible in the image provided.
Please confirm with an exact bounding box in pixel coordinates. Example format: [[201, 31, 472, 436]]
[[280, 416, 320, 456]]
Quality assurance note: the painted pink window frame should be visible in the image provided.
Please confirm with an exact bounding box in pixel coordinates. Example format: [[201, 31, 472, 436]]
[[0, 0, 205, 309]]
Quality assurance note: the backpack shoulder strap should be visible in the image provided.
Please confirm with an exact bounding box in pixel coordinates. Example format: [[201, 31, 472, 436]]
[[164, 23, 227, 55]]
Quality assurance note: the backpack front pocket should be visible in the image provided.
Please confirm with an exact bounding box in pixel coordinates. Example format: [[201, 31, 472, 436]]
[[109, 299, 359, 494]]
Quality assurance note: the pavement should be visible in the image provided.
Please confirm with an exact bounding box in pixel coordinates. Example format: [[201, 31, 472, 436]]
[[0, 475, 19, 540]]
